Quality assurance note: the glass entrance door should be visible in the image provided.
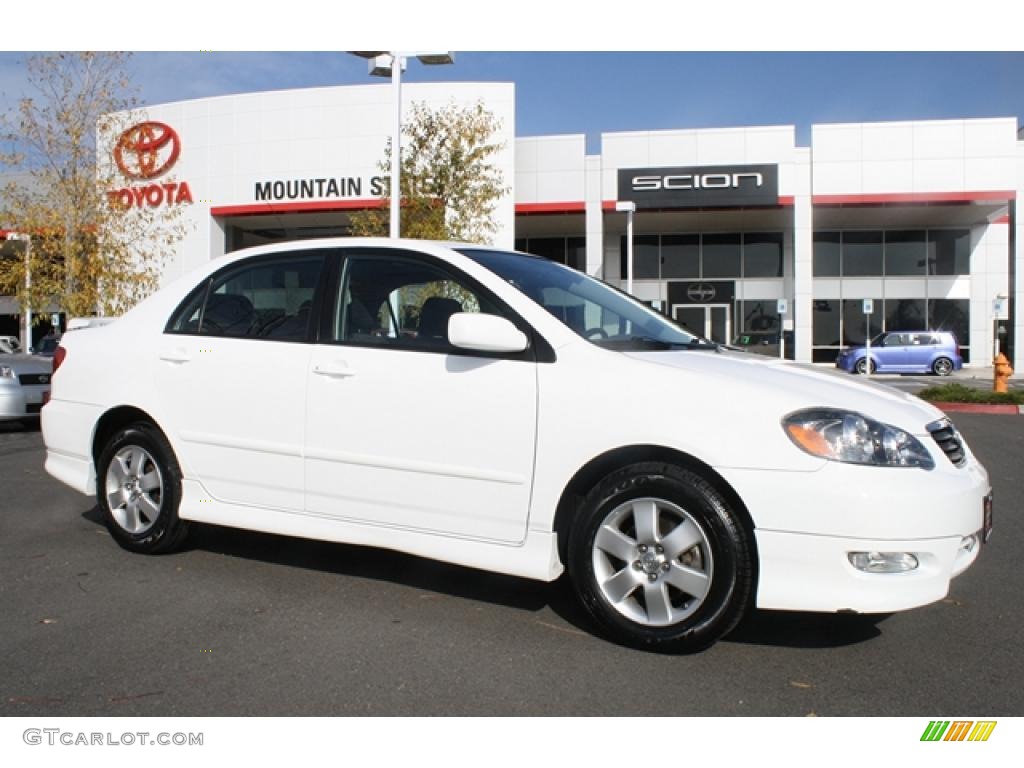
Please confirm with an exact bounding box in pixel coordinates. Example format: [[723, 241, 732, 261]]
[[673, 304, 731, 344]]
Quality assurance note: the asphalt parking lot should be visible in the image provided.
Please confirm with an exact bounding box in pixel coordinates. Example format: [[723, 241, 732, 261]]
[[1, 411, 1021, 716]]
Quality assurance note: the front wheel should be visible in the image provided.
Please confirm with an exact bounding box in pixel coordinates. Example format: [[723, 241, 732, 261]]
[[932, 357, 953, 376], [567, 463, 755, 653], [96, 422, 189, 554]]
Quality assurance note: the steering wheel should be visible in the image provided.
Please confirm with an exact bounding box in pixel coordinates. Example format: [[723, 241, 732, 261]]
[[585, 328, 609, 340]]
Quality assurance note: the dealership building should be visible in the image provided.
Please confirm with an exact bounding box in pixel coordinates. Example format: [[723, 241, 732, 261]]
[[4, 81, 1022, 369]]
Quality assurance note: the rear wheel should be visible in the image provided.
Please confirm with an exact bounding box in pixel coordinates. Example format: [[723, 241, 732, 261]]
[[96, 422, 189, 554], [855, 357, 875, 375], [932, 357, 953, 376], [567, 463, 754, 653]]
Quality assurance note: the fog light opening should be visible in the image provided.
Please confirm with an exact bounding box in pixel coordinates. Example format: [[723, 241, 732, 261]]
[[848, 551, 919, 573], [959, 534, 978, 555]]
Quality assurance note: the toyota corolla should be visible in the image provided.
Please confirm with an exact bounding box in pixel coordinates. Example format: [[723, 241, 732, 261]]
[[41, 239, 991, 652]]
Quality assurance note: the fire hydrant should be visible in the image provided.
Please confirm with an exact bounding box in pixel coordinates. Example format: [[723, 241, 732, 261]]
[[993, 352, 1013, 393]]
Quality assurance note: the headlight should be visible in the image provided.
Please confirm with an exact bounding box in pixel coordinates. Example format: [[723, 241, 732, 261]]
[[783, 408, 935, 469], [0, 365, 15, 380]]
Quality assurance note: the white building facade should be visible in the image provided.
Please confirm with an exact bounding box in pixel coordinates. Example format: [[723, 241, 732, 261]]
[[4, 82, 1021, 370]]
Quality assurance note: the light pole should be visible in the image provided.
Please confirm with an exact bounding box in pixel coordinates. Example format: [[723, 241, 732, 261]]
[[5, 232, 32, 352], [350, 51, 455, 239], [616, 201, 636, 295]]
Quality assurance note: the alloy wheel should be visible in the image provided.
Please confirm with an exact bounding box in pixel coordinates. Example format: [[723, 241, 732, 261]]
[[591, 497, 714, 627], [105, 446, 164, 535]]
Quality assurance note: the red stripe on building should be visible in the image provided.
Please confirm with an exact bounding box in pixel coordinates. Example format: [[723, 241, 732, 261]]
[[211, 199, 385, 217], [813, 191, 1016, 205], [515, 201, 586, 214]]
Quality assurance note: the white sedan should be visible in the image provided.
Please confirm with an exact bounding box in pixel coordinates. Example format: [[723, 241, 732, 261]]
[[41, 239, 991, 652]]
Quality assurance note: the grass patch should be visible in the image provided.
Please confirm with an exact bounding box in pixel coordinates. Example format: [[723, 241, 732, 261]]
[[916, 383, 1024, 405]]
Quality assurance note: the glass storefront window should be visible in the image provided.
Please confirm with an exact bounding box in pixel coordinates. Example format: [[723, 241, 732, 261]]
[[885, 298, 927, 331], [739, 300, 781, 333], [661, 235, 700, 279], [743, 233, 783, 278], [928, 299, 970, 360], [813, 300, 841, 347], [884, 230, 927, 276], [928, 230, 971, 275], [842, 232, 883, 277], [567, 237, 586, 272], [619, 235, 660, 279], [525, 237, 569, 265], [813, 232, 841, 277], [702, 233, 741, 278], [841, 299, 883, 346]]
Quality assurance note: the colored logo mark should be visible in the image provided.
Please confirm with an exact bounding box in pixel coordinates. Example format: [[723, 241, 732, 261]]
[[114, 121, 181, 180], [921, 720, 997, 742]]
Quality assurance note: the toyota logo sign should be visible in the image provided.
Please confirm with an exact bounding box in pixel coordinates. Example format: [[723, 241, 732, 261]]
[[114, 121, 181, 180], [686, 283, 717, 302]]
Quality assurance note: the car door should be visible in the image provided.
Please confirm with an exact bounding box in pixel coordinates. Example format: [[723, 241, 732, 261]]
[[876, 332, 910, 371], [905, 333, 936, 370], [304, 248, 538, 544], [156, 249, 329, 511]]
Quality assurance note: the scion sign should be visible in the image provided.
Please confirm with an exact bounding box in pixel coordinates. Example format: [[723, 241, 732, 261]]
[[619, 164, 779, 209]]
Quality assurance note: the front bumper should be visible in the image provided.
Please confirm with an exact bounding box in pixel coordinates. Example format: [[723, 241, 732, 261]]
[[754, 528, 983, 612], [720, 452, 990, 614]]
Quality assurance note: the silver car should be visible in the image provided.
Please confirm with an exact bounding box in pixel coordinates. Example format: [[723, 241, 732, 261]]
[[0, 352, 54, 424]]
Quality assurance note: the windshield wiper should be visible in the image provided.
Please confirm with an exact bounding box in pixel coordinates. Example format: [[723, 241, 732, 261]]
[[595, 336, 720, 351]]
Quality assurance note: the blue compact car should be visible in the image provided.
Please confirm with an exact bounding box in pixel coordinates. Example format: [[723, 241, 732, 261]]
[[836, 331, 963, 376]]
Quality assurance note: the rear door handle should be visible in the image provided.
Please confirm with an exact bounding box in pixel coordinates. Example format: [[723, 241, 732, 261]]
[[159, 349, 192, 364], [313, 361, 356, 378]]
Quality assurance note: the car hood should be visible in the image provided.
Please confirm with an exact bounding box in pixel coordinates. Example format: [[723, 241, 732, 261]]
[[0, 354, 55, 374], [622, 349, 945, 434]]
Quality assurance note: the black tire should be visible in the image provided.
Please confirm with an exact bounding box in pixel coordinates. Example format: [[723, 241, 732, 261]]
[[855, 357, 875, 375], [566, 462, 755, 653], [932, 357, 953, 376], [95, 422, 189, 554]]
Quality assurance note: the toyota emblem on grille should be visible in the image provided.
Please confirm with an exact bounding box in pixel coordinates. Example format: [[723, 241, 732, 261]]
[[686, 283, 717, 302], [39, 375, 49, 384]]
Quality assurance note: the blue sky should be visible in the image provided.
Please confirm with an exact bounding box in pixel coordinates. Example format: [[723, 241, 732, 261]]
[[2, 52, 1022, 152]]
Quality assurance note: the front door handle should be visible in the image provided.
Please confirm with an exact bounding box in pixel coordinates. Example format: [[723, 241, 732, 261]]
[[313, 361, 357, 378], [159, 349, 192, 364]]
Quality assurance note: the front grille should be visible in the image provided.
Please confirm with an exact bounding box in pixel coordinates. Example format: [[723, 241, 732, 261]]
[[18, 373, 51, 386], [927, 419, 966, 467], [25, 404, 42, 414]]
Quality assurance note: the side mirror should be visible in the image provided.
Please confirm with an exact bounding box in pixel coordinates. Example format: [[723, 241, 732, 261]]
[[448, 313, 528, 354]]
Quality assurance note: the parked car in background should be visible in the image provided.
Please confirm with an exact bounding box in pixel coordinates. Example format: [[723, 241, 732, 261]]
[[0, 352, 53, 425], [0, 335, 22, 354], [42, 239, 990, 652], [836, 331, 963, 376]]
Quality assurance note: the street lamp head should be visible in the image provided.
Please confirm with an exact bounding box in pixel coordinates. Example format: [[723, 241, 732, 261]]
[[615, 201, 636, 213], [416, 53, 455, 66]]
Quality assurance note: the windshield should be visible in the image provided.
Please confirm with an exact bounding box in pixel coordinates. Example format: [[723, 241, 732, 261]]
[[460, 249, 709, 351]]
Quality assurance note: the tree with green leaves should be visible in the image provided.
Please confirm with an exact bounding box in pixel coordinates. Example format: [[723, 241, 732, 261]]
[[0, 52, 187, 323], [349, 100, 508, 243]]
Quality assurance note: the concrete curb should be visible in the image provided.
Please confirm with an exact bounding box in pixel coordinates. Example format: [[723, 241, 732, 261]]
[[929, 402, 1024, 415]]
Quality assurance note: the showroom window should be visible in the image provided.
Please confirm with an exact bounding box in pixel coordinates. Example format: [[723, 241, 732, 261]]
[[813, 232, 841, 277], [618, 232, 783, 280], [515, 236, 587, 271], [168, 252, 327, 341], [842, 232, 884, 277], [812, 229, 971, 277]]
